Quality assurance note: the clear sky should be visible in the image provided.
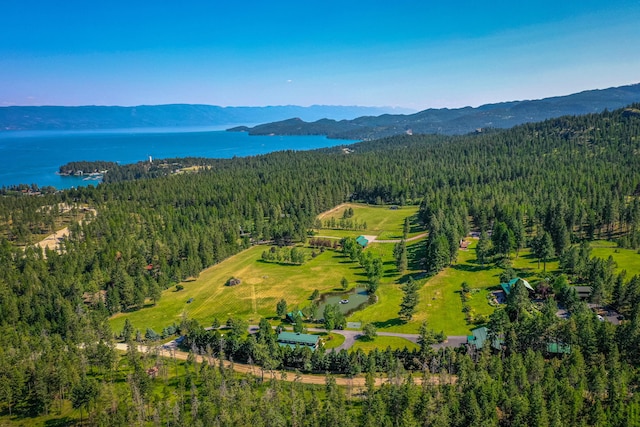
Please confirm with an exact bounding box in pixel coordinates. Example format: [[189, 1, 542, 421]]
[[1, 0, 639, 109]]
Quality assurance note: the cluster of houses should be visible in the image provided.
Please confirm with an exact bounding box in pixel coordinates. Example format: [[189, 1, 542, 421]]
[[467, 276, 622, 356]]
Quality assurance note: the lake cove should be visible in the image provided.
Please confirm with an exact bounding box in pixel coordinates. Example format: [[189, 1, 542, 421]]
[[0, 128, 356, 189]]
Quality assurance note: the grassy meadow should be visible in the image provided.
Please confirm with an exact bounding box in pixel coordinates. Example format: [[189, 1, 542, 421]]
[[316, 203, 423, 240], [590, 240, 640, 277], [111, 202, 640, 343], [111, 245, 367, 333]]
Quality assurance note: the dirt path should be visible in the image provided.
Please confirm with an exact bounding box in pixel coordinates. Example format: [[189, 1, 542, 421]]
[[317, 203, 348, 220], [35, 207, 97, 253], [114, 343, 452, 389]]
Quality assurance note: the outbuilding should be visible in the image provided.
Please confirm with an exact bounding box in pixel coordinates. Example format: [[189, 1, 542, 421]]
[[356, 235, 369, 248]]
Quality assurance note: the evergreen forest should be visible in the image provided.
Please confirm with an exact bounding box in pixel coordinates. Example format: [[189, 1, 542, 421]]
[[1, 106, 640, 425]]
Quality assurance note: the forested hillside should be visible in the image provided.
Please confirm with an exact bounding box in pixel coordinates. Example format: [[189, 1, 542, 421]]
[[233, 83, 640, 139], [1, 106, 640, 425]]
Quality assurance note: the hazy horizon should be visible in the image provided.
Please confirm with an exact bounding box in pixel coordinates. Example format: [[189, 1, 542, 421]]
[[2, 1, 639, 110]]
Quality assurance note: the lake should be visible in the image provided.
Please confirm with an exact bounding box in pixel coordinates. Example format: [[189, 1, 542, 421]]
[[0, 127, 356, 189]]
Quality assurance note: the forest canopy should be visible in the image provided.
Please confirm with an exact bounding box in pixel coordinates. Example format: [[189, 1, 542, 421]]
[[1, 106, 640, 424]]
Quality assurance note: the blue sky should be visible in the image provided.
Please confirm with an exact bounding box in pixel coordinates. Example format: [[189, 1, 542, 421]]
[[1, 0, 639, 109]]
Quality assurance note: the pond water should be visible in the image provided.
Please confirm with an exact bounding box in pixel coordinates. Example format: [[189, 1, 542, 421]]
[[316, 287, 370, 316]]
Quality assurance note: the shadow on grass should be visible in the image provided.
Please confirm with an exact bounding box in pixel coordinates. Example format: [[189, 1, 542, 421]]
[[372, 317, 405, 328], [451, 263, 493, 273], [396, 272, 430, 284], [256, 259, 304, 267], [45, 418, 75, 427], [515, 269, 536, 279], [407, 242, 426, 271]]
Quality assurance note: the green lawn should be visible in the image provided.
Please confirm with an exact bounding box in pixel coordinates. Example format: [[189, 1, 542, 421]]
[[351, 335, 418, 352], [316, 203, 422, 240], [318, 332, 346, 350], [350, 240, 565, 336], [347, 239, 425, 329], [590, 240, 640, 277], [110, 245, 369, 333]]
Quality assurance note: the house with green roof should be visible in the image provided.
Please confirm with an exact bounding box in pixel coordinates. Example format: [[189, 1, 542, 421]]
[[356, 235, 369, 248], [546, 342, 571, 355], [277, 331, 320, 350], [468, 326, 571, 355], [467, 326, 503, 351], [285, 310, 305, 323], [501, 277, 534, 295]]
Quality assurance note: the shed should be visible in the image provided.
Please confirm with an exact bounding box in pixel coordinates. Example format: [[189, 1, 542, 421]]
[[500, 277, 534, 295], [277, 331, 319, 350], [356, 235, 369, 248]]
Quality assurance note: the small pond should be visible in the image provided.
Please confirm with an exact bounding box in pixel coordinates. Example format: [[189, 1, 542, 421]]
[[316, 287, 370, 316]]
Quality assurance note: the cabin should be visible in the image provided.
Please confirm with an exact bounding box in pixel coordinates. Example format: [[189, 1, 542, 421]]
[[286, 310, 305, 323], [356, 235, 369, 248], [277, 331, 320, 350], [500, 277, 534, 296]]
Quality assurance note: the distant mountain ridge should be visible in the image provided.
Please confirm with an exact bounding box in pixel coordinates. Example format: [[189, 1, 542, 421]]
[[230, 83, 640, 139], [0, 104, 413, 131]]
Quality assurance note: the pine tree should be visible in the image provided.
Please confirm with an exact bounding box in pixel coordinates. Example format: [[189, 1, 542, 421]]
[[476, 231, 491, 267], [399, 277, 419, 321]]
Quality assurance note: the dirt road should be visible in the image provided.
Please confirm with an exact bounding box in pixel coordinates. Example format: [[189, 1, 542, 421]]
[[114, 342, 453, 389]]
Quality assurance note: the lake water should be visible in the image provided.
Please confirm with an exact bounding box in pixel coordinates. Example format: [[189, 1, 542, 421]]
[[0, 127, 355, 189]]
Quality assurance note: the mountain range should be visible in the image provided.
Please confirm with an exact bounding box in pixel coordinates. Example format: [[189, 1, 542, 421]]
[[229, 83, 640, 139], [0, 104, 413, 131]]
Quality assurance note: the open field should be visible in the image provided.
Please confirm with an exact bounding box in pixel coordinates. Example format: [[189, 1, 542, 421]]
[[363, 239, 504, 336], [110, 244, 371, 333], [590, 240, 640, 277], [111, 199, 640, 344], [315, 203, 423, 240]]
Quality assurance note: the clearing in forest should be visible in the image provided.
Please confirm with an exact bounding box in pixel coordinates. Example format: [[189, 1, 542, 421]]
[[110, 244, 372, 333], [315, 203, 422, 241]]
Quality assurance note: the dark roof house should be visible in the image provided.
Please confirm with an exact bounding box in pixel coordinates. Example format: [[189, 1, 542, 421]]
[[573, 286, 592, 300]]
